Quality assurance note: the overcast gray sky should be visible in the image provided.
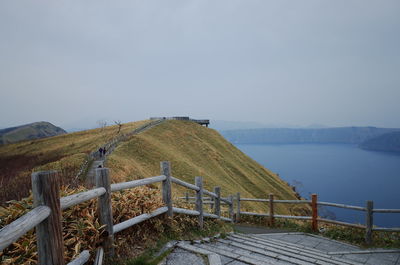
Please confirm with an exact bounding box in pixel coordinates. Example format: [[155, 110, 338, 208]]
[[1, 0, 399, 129]]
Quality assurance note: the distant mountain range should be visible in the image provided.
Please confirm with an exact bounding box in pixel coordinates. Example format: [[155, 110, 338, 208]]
[[0, 122, 66, 145], [210, 120, 329, 131], [221, 127, 400, 153]]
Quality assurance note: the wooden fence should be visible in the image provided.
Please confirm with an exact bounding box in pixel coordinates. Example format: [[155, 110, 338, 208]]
[[182, 192, 400, 245], [0, 161, 234, 264], [2, 161, 399, 264]]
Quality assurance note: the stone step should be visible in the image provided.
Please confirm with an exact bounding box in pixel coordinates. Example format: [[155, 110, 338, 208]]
[[167, 233, 398, 265], [177, 242, 222, 265], [236, 234, 362, 265], [249, 233, 328, 253], [241, 234, 329, 257], [193, 242, 280, 265], [231, 234, 356, 265], [216, 238, 322, 265], [225, 236, 358, 265]]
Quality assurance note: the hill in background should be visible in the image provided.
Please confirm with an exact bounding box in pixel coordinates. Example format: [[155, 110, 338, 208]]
[[0, 121, 66, 145], [0, 120, 148, 203], [359, 131, 400, 153], [221, 127, 400, 145]]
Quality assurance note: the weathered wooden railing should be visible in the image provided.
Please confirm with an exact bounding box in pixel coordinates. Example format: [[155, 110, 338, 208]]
[[0, 161, 234, 264], [230, 193, 400, 244]]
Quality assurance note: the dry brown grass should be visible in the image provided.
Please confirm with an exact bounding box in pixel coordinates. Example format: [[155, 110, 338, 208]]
[[0, 185, 230, 265], [106, 120, 307, 215], [0, 185, 164, 264], [0, 120, 149, 204]]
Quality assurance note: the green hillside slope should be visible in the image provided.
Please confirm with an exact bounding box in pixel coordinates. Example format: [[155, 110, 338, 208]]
[[106, 120, 304, 215]]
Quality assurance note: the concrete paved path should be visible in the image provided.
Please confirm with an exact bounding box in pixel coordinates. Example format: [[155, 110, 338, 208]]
[[161, 232, 400, 265]]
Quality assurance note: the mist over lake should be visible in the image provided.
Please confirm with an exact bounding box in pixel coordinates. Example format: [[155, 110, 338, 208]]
[[235, 143, 400, 228]]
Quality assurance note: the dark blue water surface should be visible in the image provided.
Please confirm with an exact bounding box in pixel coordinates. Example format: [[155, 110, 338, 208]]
[[236, 143, 400, 228]]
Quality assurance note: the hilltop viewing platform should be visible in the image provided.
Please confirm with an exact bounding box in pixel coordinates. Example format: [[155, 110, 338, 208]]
[[150, 116, 210, 127]]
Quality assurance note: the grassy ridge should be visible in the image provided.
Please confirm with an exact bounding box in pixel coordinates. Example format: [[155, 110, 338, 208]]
[[0, 119, 306, 215], [0, 120, 148, 203], [107, 120, 305, 215]]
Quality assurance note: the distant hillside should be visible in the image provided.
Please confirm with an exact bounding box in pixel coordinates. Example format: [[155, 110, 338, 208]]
[[221, 127, 400, 145], [0, 121, 67, 145], [359, 132, 400, 153], [0, 120, 148, 203]]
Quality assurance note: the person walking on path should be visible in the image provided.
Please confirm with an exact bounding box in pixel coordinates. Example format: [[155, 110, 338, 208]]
[[102, 147, 107, 157], [98, 147, 103, 158]]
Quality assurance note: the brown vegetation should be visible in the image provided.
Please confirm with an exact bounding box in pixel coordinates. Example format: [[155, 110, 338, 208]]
[[0, 120, 148, 204]]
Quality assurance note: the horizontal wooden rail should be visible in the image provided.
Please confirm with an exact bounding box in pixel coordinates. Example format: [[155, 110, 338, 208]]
[[274, 200, 311, 204], [178, 196, 231, 204], [113, 207, 168, 234], [373, 209, 400, 213], [180, 200, 230, 206], [241, 211, 269, 217], [67, 250, 90, 265], [220, 216, 232, 222], [240, 198, 311, 204], [373, 227, 400, 232], [203, 189, 217, 198], [240, 198, 269, 202], [318, 218, 366, 229], [203, 213, 219, 219], [318, 201, 366, 211], [0, 205, 51, 252], [274, 215, 312, 220], [172, 207, 232, 222], [173, 207, 200, 216], [171, 177, 200, 191], [240, 211, 311, 221], [61, 188, 106, 210], [111, 175, 166, 192]]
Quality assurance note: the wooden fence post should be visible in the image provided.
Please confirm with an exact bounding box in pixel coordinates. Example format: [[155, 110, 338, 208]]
[[214, 187, 221, 218], [160, 161, 173, 217], [31, 171, 65, 265], [229, 195, 234, 223], [236, 192, 241, 223], [269, 194, 275, 227], [195, 176, 204, 229], [96, 168, 114, 256], [311, 194, 318, 232], [365, 200, 374, 245]]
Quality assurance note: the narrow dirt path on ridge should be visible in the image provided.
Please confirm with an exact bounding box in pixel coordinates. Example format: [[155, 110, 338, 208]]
[[84, 119, 165, 186]]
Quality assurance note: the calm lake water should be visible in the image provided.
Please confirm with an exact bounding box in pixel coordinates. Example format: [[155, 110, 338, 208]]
[[236, 143, 400, 228]]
